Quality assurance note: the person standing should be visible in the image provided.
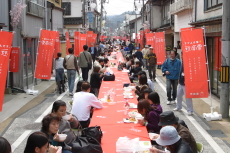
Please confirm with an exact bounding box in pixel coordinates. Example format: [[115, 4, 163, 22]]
[[95, 43, 101, 57], [55, 52, 65, 94], [162, 51, 181, 105], [142, 45, 150, 69], [88, 43, 98, 63], [135, 47, 143, 65], [147, 47, 157, 81], [173, 52, 194, 115], [63, 48, 79, 96], [128, 41, 135, 55], [78, 45, 92, 82]]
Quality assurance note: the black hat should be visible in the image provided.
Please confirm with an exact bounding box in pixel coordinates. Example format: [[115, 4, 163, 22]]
[[158, 111, 179, 126]]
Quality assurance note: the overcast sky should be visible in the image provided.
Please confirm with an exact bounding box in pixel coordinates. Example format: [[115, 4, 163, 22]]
[[97, 0, 136, 15]]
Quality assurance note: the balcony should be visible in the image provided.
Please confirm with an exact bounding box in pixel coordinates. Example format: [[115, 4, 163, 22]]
[[26, 0, 45, 18], [170, 0, 192, 15]]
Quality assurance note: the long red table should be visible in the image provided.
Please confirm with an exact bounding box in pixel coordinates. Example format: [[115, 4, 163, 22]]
[[90, 52, 149, 153]]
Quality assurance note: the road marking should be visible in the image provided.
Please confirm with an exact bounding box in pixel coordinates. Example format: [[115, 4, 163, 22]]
[[11, 130, 32, 152], [11, 74, 81, 151], [156, 77, 225, 153]]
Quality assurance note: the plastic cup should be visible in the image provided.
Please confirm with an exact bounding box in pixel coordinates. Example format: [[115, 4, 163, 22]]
[[62, 114, 71, 120]]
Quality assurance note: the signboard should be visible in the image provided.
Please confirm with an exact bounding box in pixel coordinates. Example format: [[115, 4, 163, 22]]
[[10, 47, 20, 72]]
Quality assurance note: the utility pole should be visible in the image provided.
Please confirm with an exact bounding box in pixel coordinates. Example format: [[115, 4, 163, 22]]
[[220, 0, 230, 118]]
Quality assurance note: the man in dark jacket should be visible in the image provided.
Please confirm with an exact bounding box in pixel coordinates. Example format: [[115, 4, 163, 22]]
[[158, 111, 197, 153], [129, 61, 142, 83], [128, 41, 135, 55], [135, 47, 143, 65], [88, 43, 98, 63], [147, 47, 157, 81]]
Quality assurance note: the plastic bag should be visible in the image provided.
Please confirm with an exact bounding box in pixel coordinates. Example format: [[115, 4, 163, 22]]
[[116, 136, 139, 153]]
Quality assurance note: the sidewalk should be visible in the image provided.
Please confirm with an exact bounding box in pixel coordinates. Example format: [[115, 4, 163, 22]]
[[0, 80, 56, 134], [155, 68, 230, 146]]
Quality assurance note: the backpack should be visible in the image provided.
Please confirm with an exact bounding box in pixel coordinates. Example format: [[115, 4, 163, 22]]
[[148, 53, 156, 65]]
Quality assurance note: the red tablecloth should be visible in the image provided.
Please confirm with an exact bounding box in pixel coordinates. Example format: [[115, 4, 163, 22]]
[[90, 52, 149, 153]]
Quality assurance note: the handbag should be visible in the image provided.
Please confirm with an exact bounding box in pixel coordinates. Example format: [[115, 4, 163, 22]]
[[81, 126, 103, 143], [103, 74, 115, 81], [72, 136, 103, 153], [83, 52, 92, 69]]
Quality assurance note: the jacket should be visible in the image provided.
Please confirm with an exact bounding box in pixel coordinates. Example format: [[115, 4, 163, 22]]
[[179, 64, 185, 85], [162, 58, 181, 80], [173, 138, 193, 153], [129, 66, 142, 78], [78, 51, 92, 68], [88, 47, 98, 55], [147, 52, 157, 65], [176, 124, 197, 153], [135, 51, 143, 61], [41, 129, 71, 151], [59, 116, 79, 145], [128, 43, 134, 51], [90, 72, 103, 88], [146, 109, 162, 133], [63, 54, 79, 73]]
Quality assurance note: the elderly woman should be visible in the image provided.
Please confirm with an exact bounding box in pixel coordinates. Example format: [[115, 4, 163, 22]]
[[41, 113, 72, 153]]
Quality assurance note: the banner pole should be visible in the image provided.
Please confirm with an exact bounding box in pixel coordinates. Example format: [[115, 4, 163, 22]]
[[203, 27, 213, 113]]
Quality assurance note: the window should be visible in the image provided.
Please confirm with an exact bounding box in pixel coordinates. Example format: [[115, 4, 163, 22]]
[[205, 0, 223, 10], [62, 2, 71, 15]]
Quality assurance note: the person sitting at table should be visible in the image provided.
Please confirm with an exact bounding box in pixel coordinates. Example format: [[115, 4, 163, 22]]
[[157, 111, 197, 153], [24, 132, 59, 153], [128, 59, 135, 72], [129, 61, 142, 83], [41, 114, 72, 153], [98, 59, 106, 73], [75, 80, 84, 92], [51, 100, 79, 146], [143, 88, 153, 99], [150, 126, 193, 153], [98, 52, 105, 59], [137, 71, 154, 91], [135, 74, 149, 101], [104, 58, 109, 64], [133, 54, 139, 63], [90, 66, 104, 97], [94, 57, 100, 67], [137, 99, 161, 133], [125, 57, 131, 69], [0, 136, 11, 153], [147, 92, 163, 115], [71, 82, 103, 128]]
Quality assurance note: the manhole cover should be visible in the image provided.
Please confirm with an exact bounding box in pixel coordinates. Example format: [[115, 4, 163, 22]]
[[24, 123, 41, 130], [206, 130, 227, 138]]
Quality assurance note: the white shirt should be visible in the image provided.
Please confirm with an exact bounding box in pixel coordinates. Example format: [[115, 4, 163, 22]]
[[134, 58, 139, 63], [94, 60, 100, 67], [147, 79, 154, 91], [71, 91, 103, 121]]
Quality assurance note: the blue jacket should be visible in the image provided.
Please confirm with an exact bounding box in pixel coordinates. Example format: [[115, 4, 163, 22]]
[[124, 46, 130, 51], [162, 58, 181, 80]]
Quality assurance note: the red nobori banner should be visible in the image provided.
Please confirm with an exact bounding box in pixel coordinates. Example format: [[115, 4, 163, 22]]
[[181, 28, 209, 98], [10, 47, 20, 72], [87, 31, 93, 47], [80, 34, 87, 52], [92, 34, 97, 44], [35, 29, 56, 80], [0, 31, 13, 111], [74, 31, 80, 57], [155, 32, 166, 64], [65, 31, 71, 55], [54, 31, 60, 58], [145, 33, 155, 49]]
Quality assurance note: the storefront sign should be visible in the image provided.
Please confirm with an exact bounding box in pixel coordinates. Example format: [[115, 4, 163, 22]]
[[181, 28, 209, 98], [0, 31, 13, 111], [10, 47, 20, 72], [35, 29, 56, 80], [155, 32, 166, 64]]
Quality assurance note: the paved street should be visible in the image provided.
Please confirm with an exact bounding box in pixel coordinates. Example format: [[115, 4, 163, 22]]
[[1, 70, 230, 153]]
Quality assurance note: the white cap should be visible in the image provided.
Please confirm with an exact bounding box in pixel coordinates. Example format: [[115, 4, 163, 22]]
[[156, 126, 181, 146]]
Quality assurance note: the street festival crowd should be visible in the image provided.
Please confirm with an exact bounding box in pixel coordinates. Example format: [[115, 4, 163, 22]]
[[0, 39, 199, 153]]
